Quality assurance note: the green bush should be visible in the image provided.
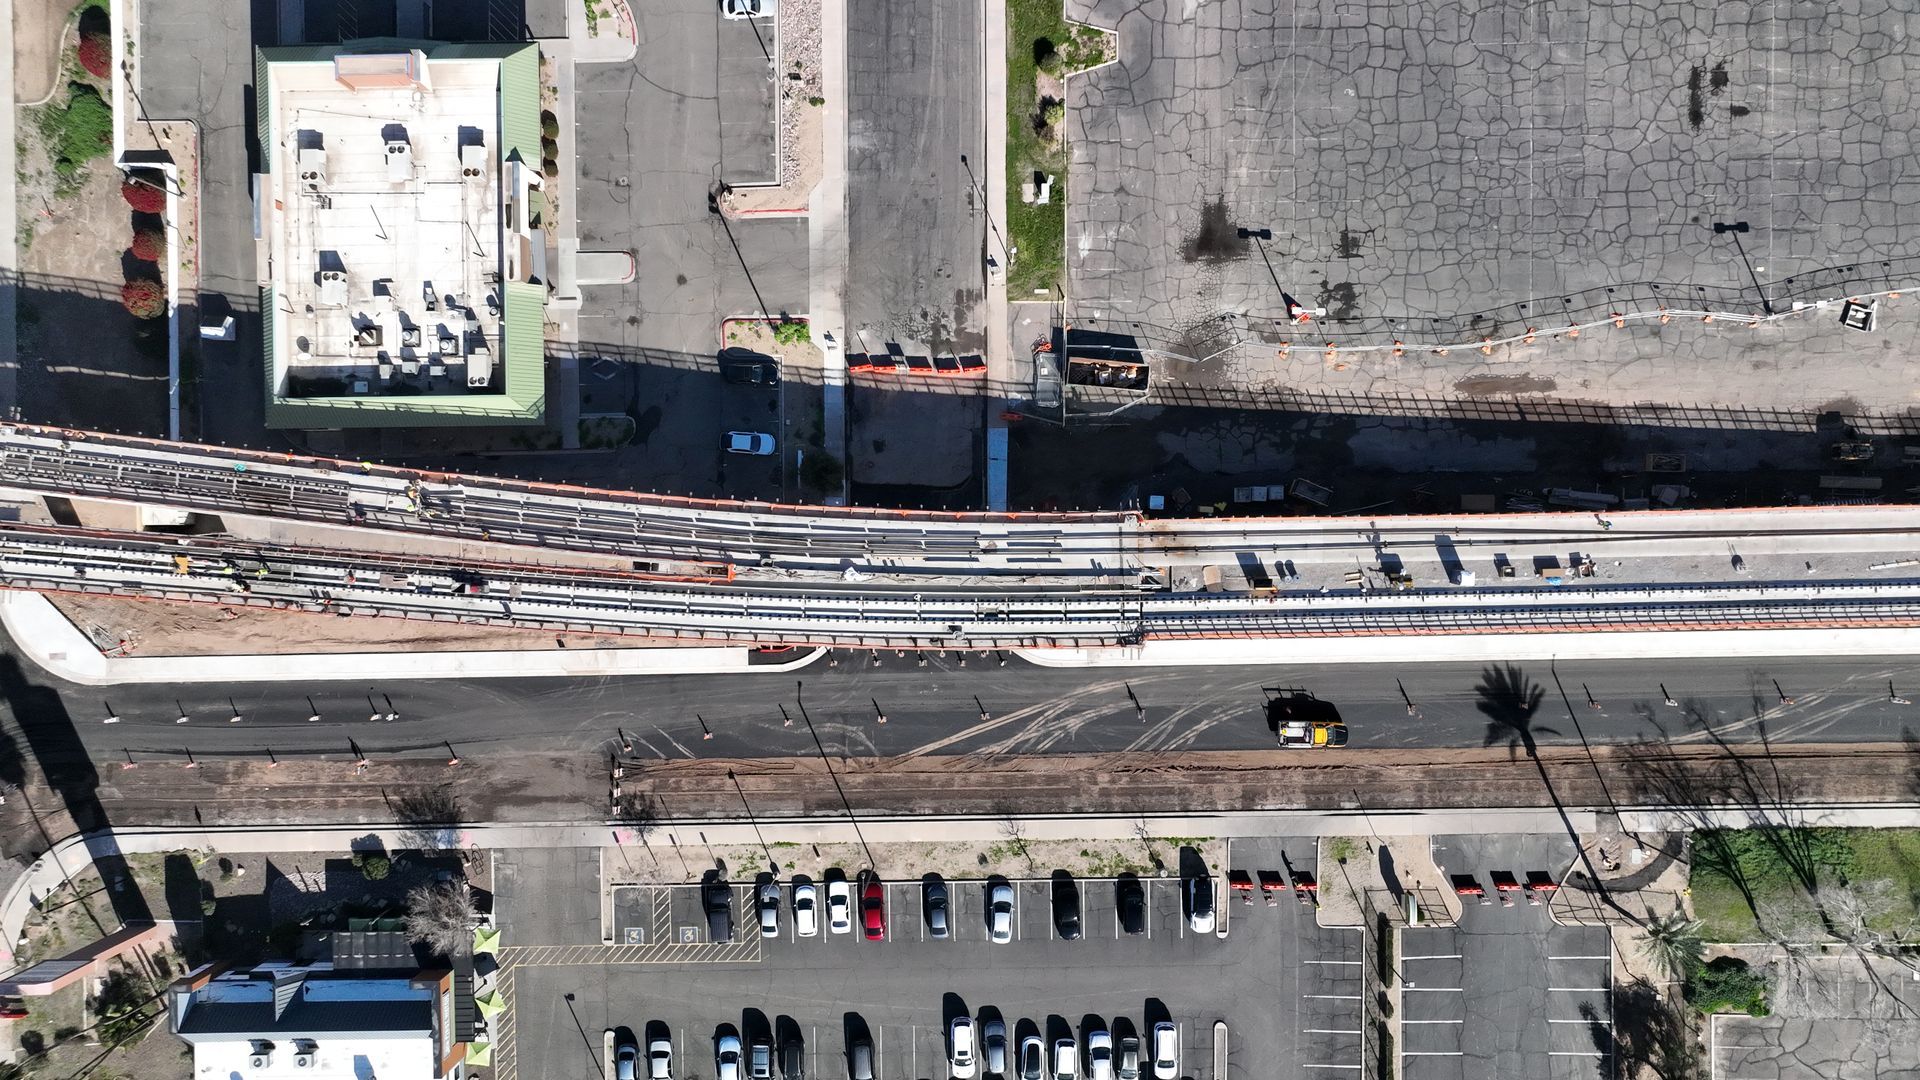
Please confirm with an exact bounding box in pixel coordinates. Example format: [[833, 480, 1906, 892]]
[[1042, 101, 1066, 129], [351, 852, 391, 881], [41, 83, 114, 178], [541, 111, 560, 139], [1684, 956, 1769, 1016], [771, 319, 810, 346]]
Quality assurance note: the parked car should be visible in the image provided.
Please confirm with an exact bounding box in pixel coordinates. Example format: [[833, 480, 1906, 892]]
[[793, 879, 819, 937], [1184, 874, 1215, 934], [1086, 1030, 1113, 1080], [1150, 1024, 1176, 1080], [827, 875, 853, 934], [1019, 1035, 1045, 1080], [617, 1037, 640, 1080], [1051, 1038, 1078, 1080], [721, 0, 774, 18], [1051, 872, 1082, 940], [848, 1035, 875, 1080], [1115, 874, 1146, 936], [861, 876, 887, 940], [988, 881, 1015, 944], [982, 1019, 1008, 1075], [949, 1016, 977, 1079], [649, 1036, 675, 1080], [718, 1034, 744, 1080], [751, 1039, 774, 1080], [703, 876, 735, 942], [1276, 718, 1348, 748], [1115, 1037, 1139, 1080], [723, 359, 780, 385], [924, 874, 950, 939], [781, 1036, 805, 1080], [727, 431, 776, 455], [757, 877, 781, 938]]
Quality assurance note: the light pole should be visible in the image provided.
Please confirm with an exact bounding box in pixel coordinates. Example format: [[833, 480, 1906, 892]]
[[1712, 221, 1772, 315], [726, 769, 780, 878], [708, 192, 774, 320]]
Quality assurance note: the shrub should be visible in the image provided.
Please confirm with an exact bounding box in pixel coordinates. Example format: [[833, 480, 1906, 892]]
[[130, 227, 164, 261], [199, 897, 217, 916], [541, 111, 560, 139], [771, 318, 810, 346], [542, 157, 559, 178], [807, 95, 825, 107], [351, 851, 391, 881], [1684, 956, 1769, 1016], [1042, 101, 1066, 129], [121, 176, 166, 213], [120, 280, 164, 319], [43, 82, 113, 177], [77, 33, 111, 79], [540, 136, 558, 160]]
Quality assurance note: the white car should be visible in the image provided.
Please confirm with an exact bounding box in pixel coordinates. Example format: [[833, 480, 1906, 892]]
[[988, 882, 1014, 944], [727, 431, 775, 455], [649, 1038, 674, 1080], [793, 880, 819, 937], [1086, 1031, 1112, 1080], [949, 1016, 977, 1079], [1051, 1039, 1078, 1080], [1150, 1024, 1176, 1080], [826, 877, 853, 934], [718, 1035, 744, 1080], [721, 0, 775, 18]]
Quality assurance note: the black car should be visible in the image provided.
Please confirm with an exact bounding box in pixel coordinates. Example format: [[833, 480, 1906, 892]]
[[781, 1037, 805, 1080], [924, 874, 950, 939], [702, 874, 735, 942], [1115, 873, 1146, 935], [722, 361, 780, 385], [1051, 870, 1082, 940]]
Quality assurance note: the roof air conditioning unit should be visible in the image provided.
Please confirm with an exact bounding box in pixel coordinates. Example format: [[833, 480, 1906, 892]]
[[249, 1055, 271, 1068], [294, 1053, 316, 1068]]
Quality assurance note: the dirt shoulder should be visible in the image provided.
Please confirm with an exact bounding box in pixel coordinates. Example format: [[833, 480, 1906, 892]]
[[47, 592, 686, 655]]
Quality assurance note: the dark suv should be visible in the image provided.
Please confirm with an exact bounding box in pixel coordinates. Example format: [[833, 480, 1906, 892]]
[[1051, 871, 1082, 940], [703, 875, 735, 942]]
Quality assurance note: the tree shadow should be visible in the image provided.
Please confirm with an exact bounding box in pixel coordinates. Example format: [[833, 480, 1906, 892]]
[[1476, 663, 1556, 759], [0, 653, 152, 933], [1607, 979, 1699, 1080]]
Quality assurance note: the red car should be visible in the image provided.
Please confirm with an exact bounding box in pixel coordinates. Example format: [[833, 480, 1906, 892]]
[[861, 877, 886, 940]]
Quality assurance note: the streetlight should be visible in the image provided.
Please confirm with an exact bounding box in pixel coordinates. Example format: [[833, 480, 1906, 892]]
[[1712, 221, 1772, 315], [726, 769, 780, 878]]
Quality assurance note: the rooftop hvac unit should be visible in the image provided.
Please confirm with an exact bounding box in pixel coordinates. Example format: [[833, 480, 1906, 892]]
[[297, 146, 327, 192], [385, 139, 414, 183], [294, 1053, 316, 1068], [249, 1055, 271, 1069], [460, 142, 488, 180]]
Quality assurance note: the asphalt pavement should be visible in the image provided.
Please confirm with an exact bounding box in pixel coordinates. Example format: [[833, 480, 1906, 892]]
[[6, 633, 1920, 765]]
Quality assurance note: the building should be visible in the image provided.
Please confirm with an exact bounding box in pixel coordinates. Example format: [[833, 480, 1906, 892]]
[[169, 957, 470, 1079], [254, 41, 548, 429]]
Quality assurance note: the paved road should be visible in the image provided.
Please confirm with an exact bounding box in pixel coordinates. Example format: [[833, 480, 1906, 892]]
[[6, 638, 1920, 765]]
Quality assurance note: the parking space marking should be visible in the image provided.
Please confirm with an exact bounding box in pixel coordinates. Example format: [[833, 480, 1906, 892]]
[[1401, 1020, 1464, 1025], [1303, 959, 1360, 965], [501, 941, 762, 965], [1303, 993, 1363, 999]]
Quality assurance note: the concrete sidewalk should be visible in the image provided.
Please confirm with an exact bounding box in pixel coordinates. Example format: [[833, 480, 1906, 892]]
[[0, 591, 822, 685]]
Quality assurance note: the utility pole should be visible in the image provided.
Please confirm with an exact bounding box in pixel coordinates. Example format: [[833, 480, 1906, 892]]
[[796, 700, 877, 870]]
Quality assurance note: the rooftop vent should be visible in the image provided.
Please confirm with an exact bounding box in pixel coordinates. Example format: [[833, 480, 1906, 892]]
[[297, 145, 327, 192]]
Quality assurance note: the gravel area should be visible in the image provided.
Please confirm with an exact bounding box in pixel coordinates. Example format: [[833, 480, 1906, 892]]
[[776, 0, 822, 186]]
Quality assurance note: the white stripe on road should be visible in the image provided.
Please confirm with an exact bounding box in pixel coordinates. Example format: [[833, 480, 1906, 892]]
[[1549, 1019, 1612, 1025], [1400, 1052, 1464, 1057], [1401, 954, 1463, 960], [1399, 1020, 1463, 1025], [1549, 987, 1612, 992], [1303, 959, 1361, 965], [1549, 1051, 1608, 1057], [1400, 988, 1463, 992], [1549, 955, 1612, 961]]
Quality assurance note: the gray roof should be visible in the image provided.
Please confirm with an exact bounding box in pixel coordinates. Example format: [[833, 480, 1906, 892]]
[[177, 996, 432, 1038]]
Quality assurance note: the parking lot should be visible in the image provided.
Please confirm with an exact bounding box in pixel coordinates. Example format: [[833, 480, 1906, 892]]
[[1401, 836, 1610, 1080], [499, 845, 1365, 1080]]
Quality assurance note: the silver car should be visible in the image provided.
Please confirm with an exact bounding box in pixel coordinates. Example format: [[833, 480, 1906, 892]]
[[649, 1037, 674, 1080], [1051, 1039, 1077, 1080], [718, 1035, 744, 1080], [1150, 1024, 1176, 1080], [988, 882, 1014, 944], [1086, 1030, 1113, 1080]]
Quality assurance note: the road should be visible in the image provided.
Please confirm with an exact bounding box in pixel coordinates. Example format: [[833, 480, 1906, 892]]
[[7, 638, 1919, 767]]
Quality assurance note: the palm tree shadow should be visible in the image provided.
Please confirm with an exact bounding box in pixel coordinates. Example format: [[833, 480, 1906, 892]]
[[1476, 663, 1558, 760]]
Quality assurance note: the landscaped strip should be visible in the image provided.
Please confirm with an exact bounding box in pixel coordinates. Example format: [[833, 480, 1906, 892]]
[[1004, 0, 1111, 298]]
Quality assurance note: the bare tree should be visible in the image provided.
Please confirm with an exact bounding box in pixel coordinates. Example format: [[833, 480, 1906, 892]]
[[392, 785, 461, 854], [999, 816, 1036, 874], [404, 879, 475, 959]]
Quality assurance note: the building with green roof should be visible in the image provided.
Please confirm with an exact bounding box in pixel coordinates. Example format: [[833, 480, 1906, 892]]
[[255, 41, 547, 429]]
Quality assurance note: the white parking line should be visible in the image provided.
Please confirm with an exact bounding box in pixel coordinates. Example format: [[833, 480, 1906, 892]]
[[1549, 1051, 1608, 1057], [1300, 1065, 1361, 1071], [877, 1026, 885, 1079], [1400, 954, 1463, 960], [909, 1024, 916, 1077], [1548, 1019, 1611, 1025], [1549, 955, 1612, 961], [1549, 987, 1611, 992], [1144, 885, 1152, 939], [1303, 994, 1362, 1000], [1399, 988, 1463, 993], [1399, 1020, 1463, 1025], [1400, 1052, 1464, 1057], [1303, 959, 1360, 965]]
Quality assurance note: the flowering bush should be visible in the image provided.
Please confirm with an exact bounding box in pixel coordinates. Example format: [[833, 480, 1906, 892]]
[[121, 279, 165, 319], [77, 33, 111, 79], [130, 228, 164, 261], [121, 177, 166, 213]]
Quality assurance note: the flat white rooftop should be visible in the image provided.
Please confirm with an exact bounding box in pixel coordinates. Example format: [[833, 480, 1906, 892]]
[[268, 53, 506, 395]]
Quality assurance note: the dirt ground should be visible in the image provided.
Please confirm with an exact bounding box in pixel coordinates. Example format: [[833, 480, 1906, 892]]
[[47, 592, 675, 655], [16, 8, 173, 437], [13, 0, 83, 104], [607, 833, 1225, 886], [622, 742, 1920, 819]]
